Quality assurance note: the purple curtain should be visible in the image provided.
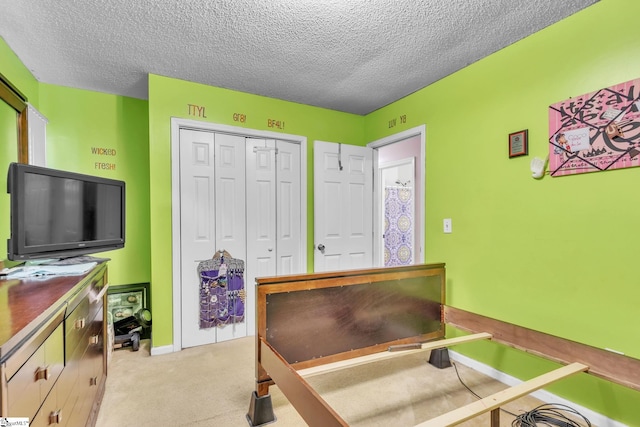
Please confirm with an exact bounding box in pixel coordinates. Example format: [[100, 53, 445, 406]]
[[384, 186, 413, 266]]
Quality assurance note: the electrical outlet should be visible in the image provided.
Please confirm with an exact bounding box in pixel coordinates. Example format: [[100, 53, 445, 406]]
[[443, 218, 452, 233]]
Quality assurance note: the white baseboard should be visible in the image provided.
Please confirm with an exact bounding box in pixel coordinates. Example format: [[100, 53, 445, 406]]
[[448, 351, 628, 427], [150, 344, 174, 356]]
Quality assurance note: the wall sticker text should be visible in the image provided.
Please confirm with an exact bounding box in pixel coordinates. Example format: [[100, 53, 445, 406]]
[[188, 104, 207, 118], [91, 147, 117, 156], [388, 114, 407, 129], [95, 162, 116, 170], [268, 119, 285, 129]]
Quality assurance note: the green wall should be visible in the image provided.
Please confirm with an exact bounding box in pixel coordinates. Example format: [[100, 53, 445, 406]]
[[2, 1, 640, 422], [148, 74, 365, 348], [1, 37, 150, 287], [365, 0, 639, 423], [1, 39, 151, 288], [39, 84, 151, 286], [0, 37, 39, 106], [0, 37, 39, 264]]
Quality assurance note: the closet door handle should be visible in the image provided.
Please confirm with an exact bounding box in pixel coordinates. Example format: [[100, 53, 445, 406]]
[[317, 244, 325, 254]]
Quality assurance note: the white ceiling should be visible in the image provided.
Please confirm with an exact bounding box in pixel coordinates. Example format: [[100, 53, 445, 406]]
[[0, 0, 597, 115]]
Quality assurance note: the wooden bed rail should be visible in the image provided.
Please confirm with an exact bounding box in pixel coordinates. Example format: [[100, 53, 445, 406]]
[[260, 338, 349, 427], [445, 305, 640, 392]]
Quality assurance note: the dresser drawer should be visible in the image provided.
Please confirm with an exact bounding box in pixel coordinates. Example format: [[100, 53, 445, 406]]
[[65, 276, 106, 359], [6, 322, 64, 419], [30, 381, 59, 427], [65, 297, 90, 359], [84, 309, 105, 388], [57, 298, 105, 423]]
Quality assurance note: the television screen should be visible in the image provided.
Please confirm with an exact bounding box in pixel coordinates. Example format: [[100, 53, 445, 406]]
[[7, 163, 125, 261]]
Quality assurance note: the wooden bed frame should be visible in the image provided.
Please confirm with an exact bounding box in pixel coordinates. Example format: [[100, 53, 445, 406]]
[[247, 264, 640, 426]]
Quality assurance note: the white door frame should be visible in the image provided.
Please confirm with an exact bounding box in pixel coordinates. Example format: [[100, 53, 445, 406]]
[[368, 124, 426, 265], [170, 117, 307, 352]]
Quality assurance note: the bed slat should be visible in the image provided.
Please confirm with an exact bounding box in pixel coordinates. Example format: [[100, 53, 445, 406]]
[[299, 332, 492, 378], [415, 362, 589, 427]]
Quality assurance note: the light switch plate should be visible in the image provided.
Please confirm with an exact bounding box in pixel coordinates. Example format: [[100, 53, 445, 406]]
[[443, 218, 452, 233]]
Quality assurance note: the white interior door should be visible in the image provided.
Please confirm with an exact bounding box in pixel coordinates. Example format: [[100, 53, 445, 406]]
[[274, 139, 301, 275], [180, 130, 246, 347], [246, 139, 276, 338], [313, 141, 373, 272], [245, 138, 301, 335], [212, 133, 247, 342], [179, 129, 217, 348]]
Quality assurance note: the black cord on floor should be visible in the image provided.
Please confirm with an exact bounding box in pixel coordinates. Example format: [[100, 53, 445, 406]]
[[450, 361, 591, 426], [511, 403, 591, 427], [451, 361, 518, 417]]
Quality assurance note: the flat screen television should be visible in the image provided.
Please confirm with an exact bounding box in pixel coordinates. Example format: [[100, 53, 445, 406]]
[[7, 162, 125, 261]]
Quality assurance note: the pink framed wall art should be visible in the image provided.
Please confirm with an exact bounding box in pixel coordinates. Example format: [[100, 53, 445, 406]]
[[549, 78, 640, 177]]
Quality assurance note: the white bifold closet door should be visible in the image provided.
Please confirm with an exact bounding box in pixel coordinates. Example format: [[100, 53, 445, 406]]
[[245, 138, 301, 292], [179, 129, 301, 348]]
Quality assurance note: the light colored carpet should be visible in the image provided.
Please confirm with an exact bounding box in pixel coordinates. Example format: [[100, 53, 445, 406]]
[[95, 337, 546, 427]]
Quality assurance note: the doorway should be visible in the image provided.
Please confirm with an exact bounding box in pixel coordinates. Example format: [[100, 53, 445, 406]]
[[312, 126, 425, 272], [170, 119, 307, 351], [369, 125, 426, 266]]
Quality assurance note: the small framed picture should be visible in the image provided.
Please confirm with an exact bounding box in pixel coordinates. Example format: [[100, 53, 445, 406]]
[[508, 129, 528, 158]]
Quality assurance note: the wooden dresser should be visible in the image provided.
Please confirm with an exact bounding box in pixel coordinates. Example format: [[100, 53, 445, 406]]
[[0, 263, 108, 426]]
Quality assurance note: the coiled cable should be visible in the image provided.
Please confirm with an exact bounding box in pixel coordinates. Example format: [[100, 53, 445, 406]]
[[451, 361, 591, 426], [511, 403, 591, 427]]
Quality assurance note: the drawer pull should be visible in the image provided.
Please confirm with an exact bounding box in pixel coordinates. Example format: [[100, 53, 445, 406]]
[[35, 365, 51, 381], [90, 376, 98, 386], [49, 410, 62, 424], [89, 334, 100, 345], [74, 317, 86, 330]]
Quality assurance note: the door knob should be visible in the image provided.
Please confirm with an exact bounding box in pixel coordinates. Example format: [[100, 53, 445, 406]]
[[317, 244, 325, 254]]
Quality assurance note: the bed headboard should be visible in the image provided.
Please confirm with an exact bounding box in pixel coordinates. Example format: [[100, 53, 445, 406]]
[[255, 263, 446, 391]]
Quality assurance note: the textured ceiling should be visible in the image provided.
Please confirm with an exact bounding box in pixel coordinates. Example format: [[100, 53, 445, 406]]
[[0, 0, 597, 115]]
